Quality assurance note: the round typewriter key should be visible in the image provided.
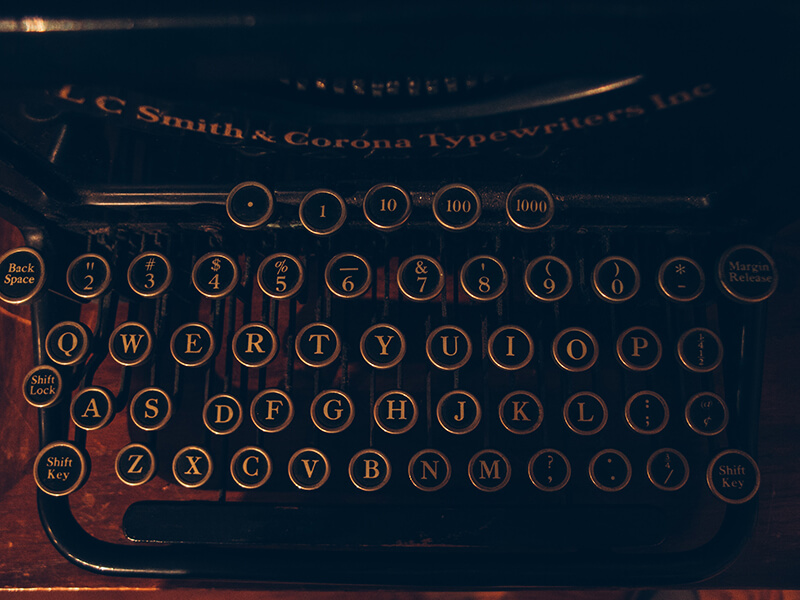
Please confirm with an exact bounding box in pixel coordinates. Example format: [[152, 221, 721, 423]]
[[108, 321, 153, 367], [226, 181, 275, 229], [706, 449, 760, 504], [685, 392, 729, 436], [311, 389, 355, 433], [173, 446, 213, 488], [192, 252, 240, 299], [592, 256, 640, 303], [426, 325, 472, 370], [616, 326, 662, 371], [363, 183, 412, 231], [589, 450, 632, 492], [70, 387, 114, 431], [677, 327, 723, 373], [349, 449, 391, 492], [437, 390, 481, 434], [66, 253, 111, 299], [647, 449, 689, 492], [488, 325, 534, 370], [658, 256, 705, 302], [625, 391, 669, 435], [288, 448, 330, 490], [468, 450, 511, 492], [324, 253, 372, 299], [34, 441, 89, 497], [203, 394, 243, 435], [130, 387, 173, 431], [295, 322, 341, 368], [408, 449, 451, 492], [563, 392, 608, 436], [115, 443, 157, 486], [717, 245, 778, 303], [524, 256, 572, 302], [232, 322, 278, 368], [506, 183, 555, 231], [127, 251, 172, 298], [499, 391, 543, 435], [529, 449, 570, 492], [257, 253, 304, 299], [230, 446, 272, 489], [374, 390, 418, 434], [552, 327, 598, 372], [460, 255, 507, 301], [170, 322, 215, 367], [299, 189, 347, 235], [45, 321, 91, 366], [360, 323, 406, 369], [22, 365, 62, 408], [432, 184, 481, 231], [251, 389, 294, 433], [0, 247, 45, 304], [397, 255, 445, 302]]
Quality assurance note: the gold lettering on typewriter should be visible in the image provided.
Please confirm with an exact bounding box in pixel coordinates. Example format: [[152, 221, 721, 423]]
[[184, 455, 203, 476], [566, 339, 587, 361], [421, 460, 439, 480], [631, 336, 649, 356], [386, 399, 407, 420], [81, 398, 101, 419], [245, 332, 265, 353], [215, 404, 234, 424], [577, 402, 595, 422], [512, 401, 530, 421], [375, 335, 394, 356], [265, 399, 283, 420], [363, 460, 381, 479], [309, 333, 330, 355], [120, 333, 144, 354], [441, 336, 459, 357], [301, 459, 319, 477], [57, 332, 78, 357], [242, 456, 260, 477], [505, 335, 516, 357], [184, 333, 203, 354], [144, 397, 160, 419], [453, 400, 467, 422], [479, 460, 501, 480], [323, 398, 344, 420], [126, 453, 144, 474]]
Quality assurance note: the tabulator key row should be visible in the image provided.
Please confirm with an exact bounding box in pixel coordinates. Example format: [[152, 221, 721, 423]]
[[32, 442, 760, 503]]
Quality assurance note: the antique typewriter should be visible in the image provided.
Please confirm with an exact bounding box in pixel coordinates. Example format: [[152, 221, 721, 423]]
[[0, 2, 794, 587]]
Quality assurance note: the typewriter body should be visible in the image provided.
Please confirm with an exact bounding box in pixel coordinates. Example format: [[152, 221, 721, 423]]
[[0, 2, 797, 587]]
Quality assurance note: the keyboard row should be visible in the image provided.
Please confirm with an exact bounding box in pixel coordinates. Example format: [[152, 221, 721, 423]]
[[34, 440, 759, 503], [34, 320, 724, 373], [0, 244, 778, 305], [30, 374, 729, 438]]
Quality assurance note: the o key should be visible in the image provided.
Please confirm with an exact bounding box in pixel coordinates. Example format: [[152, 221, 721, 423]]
[[552, 327, 598, 372]]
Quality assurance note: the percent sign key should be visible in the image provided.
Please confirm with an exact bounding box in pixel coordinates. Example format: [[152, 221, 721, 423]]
[[258, 253, 305, 299]]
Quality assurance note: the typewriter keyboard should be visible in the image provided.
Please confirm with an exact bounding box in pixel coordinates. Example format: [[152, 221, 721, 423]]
[[1, 182, 775, 573]]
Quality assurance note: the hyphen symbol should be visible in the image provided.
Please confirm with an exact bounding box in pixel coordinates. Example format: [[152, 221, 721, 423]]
[[145, 258, 156, 271]]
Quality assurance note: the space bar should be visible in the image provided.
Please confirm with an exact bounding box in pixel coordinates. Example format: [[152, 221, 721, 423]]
[[123, 501, 666, 548]]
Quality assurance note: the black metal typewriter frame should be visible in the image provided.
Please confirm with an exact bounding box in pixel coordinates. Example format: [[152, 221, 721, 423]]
[[0, 182, 766, 586]]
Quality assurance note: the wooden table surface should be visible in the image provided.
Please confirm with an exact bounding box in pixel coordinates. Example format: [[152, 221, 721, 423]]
[[2, 216, 800, 593]]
